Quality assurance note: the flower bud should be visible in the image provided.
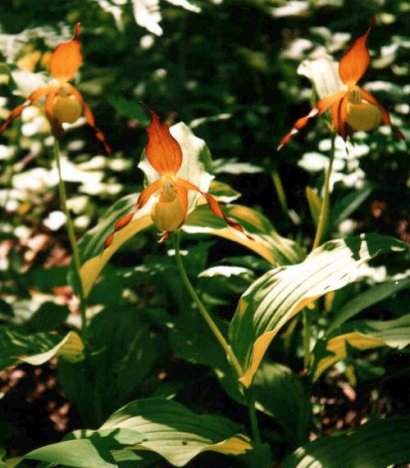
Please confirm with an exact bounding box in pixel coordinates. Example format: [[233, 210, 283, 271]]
[[53, 91, 82, 124], [151, 182, 185, 232]]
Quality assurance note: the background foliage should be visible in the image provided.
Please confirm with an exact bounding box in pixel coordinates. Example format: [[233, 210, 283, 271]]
[[0, 0, 409, 466]]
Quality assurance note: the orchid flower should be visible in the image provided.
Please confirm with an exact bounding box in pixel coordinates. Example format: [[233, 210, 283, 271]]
[[104, 108, 247, 247], [277, 18, 404, 151], [0, 23, 111, 153]]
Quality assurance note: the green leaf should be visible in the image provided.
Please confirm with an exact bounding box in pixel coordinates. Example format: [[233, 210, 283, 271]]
[[253, 362, 311, 448], [78, 194, 153, 298], [25, 428, 146, 468], [305, 186, 322, 228], [327, 276, 410, 333], [59, 306, 160, 426], [79, 200, 304, 299], [99, 397, 252, 466], [0, 328, 84, 371], [229, 234, 408, 388], [185, 204, 305, 265], [331, 183, 373, 228], [311, 314, 410, 381], [283, 417, 410, 468]]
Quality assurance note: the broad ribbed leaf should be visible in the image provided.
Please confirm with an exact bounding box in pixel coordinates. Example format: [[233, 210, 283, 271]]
[[79, 199, 304, 298], [25, 428, 145, 468], [0, 328, 84, 371], [185, 204, 305, 265], [312, 314, 410, 381], [229, 234, 408, 388], [99, 398, 252, 466], [283, 417, 410, 467]]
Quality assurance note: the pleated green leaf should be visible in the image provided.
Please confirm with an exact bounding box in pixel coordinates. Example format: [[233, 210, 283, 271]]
[[229, 234, 408, 388], [79, 197, 304, 298], [99, 397, 252, 466], [185, 204, 305, 265], [0, 328, 84, 371], [24, 428, 145, 468], [283, 417, 410, 468], [311, 314, 410, 381]]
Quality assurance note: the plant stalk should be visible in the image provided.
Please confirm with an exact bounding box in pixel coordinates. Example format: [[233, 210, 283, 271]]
[[53, 139, 87, 343], [173, 231, 262, 442], [312, 134, 337, 250], [173, 230, 243, 377]]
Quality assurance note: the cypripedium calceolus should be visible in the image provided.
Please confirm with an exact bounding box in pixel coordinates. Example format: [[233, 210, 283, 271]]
[[277, 17, 404, 150], [0, 23, 111, 153], [104, 108, 247, 247]]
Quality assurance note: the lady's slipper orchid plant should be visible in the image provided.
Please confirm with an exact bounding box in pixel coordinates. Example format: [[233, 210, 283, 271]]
[[0, 23, 111, 153], [104, 108, 247, 247], [277, 17, 404, 150]]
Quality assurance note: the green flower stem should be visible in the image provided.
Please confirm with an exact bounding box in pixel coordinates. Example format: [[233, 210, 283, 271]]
[[304, 134, 337, 370], [312, 133, 337, 250], [173, 230, 243, 377], [173, 231, 262, 442], [53, 139, 87, 343]]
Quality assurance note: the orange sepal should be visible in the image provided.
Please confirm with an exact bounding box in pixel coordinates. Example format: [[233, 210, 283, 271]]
[[176, 178, 250, 238], [359, 88, 405, 139], [339, 17, 376, 86], [144, 107, 183, 175], [49, 23, 82, 81], [277, 91, 345, 151]]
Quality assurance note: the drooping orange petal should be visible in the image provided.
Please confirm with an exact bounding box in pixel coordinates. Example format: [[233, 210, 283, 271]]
[[104, 181, 162, 250], [0, 86, 51, 133], [145, 107, 183, 175], [330, 93, 350, 139], [136, 179, 163, 209], [338, 17, 376, 86], [176, 178, 249, 238], [69, 86, 112, 154], [103, 211, 135, 249], [359, 88, 404, 139], [49, 23, 82, 81], [277, 91, 345, 150]]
